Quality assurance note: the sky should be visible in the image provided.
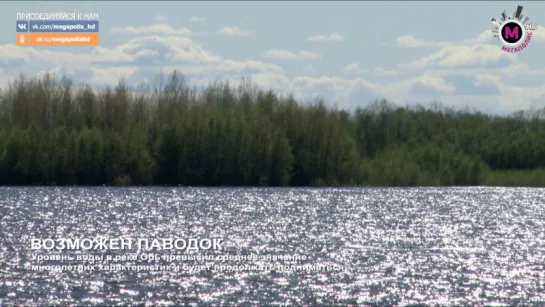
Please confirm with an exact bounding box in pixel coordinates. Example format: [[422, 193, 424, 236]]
[[1, 1, 545, 114]]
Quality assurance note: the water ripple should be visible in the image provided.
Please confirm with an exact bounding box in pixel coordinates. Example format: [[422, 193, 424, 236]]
[[1, 187, 545, 305]]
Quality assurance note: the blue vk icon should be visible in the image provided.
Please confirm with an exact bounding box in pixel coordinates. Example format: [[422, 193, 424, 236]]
[[16, 21, 29, 32]]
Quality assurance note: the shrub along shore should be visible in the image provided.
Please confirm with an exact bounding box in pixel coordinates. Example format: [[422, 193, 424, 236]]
[[1, 71, 545, 186]]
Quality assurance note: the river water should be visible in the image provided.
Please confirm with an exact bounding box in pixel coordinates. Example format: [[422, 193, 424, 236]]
[[1, 187, 544, 305]]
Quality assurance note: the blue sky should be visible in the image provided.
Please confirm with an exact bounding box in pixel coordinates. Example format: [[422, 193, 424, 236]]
[[1, 1, 545, 114]]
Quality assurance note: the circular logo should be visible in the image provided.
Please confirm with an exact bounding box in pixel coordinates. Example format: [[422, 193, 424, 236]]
[[499, 20, 526, 47]]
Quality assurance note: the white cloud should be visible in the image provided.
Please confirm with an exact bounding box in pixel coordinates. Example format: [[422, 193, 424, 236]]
[[343, 63, 367, 74], [293, 76, 350, 91], [396, 29, 492, 48], [246, 73, 292, 92], [263, 50, 321, 60], [496, 83, 545, 111], [500, 63, 545, 77], [291, 76, 365, 105], [153, 14, 168, 22], [396, 72, 456, 96], [2, 19, 545, 114], [374, 67, 399, 76], [189, 16, 206, 23], [474, 73, 502, 89], [401, 70, 545, 112], [217, 26, 251, 37], [399, 44, 515, 70], [394, 26, 545, 83], [298, 51, 321, 60], [463, 29, 494, 45], [111, 24, 192, 36], [398, 24, 545, 49], [0, 30, 293, 89], [306, 33, 344, 42], [216, 60, 283, 74], [282, 76, 382, 109], [396, 35, 450, 48], [344, 64, 400, 78], [89, 36, 221, 65]]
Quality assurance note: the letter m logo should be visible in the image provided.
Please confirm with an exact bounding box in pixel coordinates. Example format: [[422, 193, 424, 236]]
[[504, 26, 519, 39]]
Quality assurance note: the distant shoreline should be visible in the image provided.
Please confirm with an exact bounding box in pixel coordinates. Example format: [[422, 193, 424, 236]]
[[1, 71, 545, 187]]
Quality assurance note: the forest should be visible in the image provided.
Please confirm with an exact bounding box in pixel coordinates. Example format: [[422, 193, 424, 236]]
[[1, 71, 545, 186]]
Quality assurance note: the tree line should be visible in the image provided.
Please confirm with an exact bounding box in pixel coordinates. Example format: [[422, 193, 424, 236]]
[[1, 71, 544, 186]]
